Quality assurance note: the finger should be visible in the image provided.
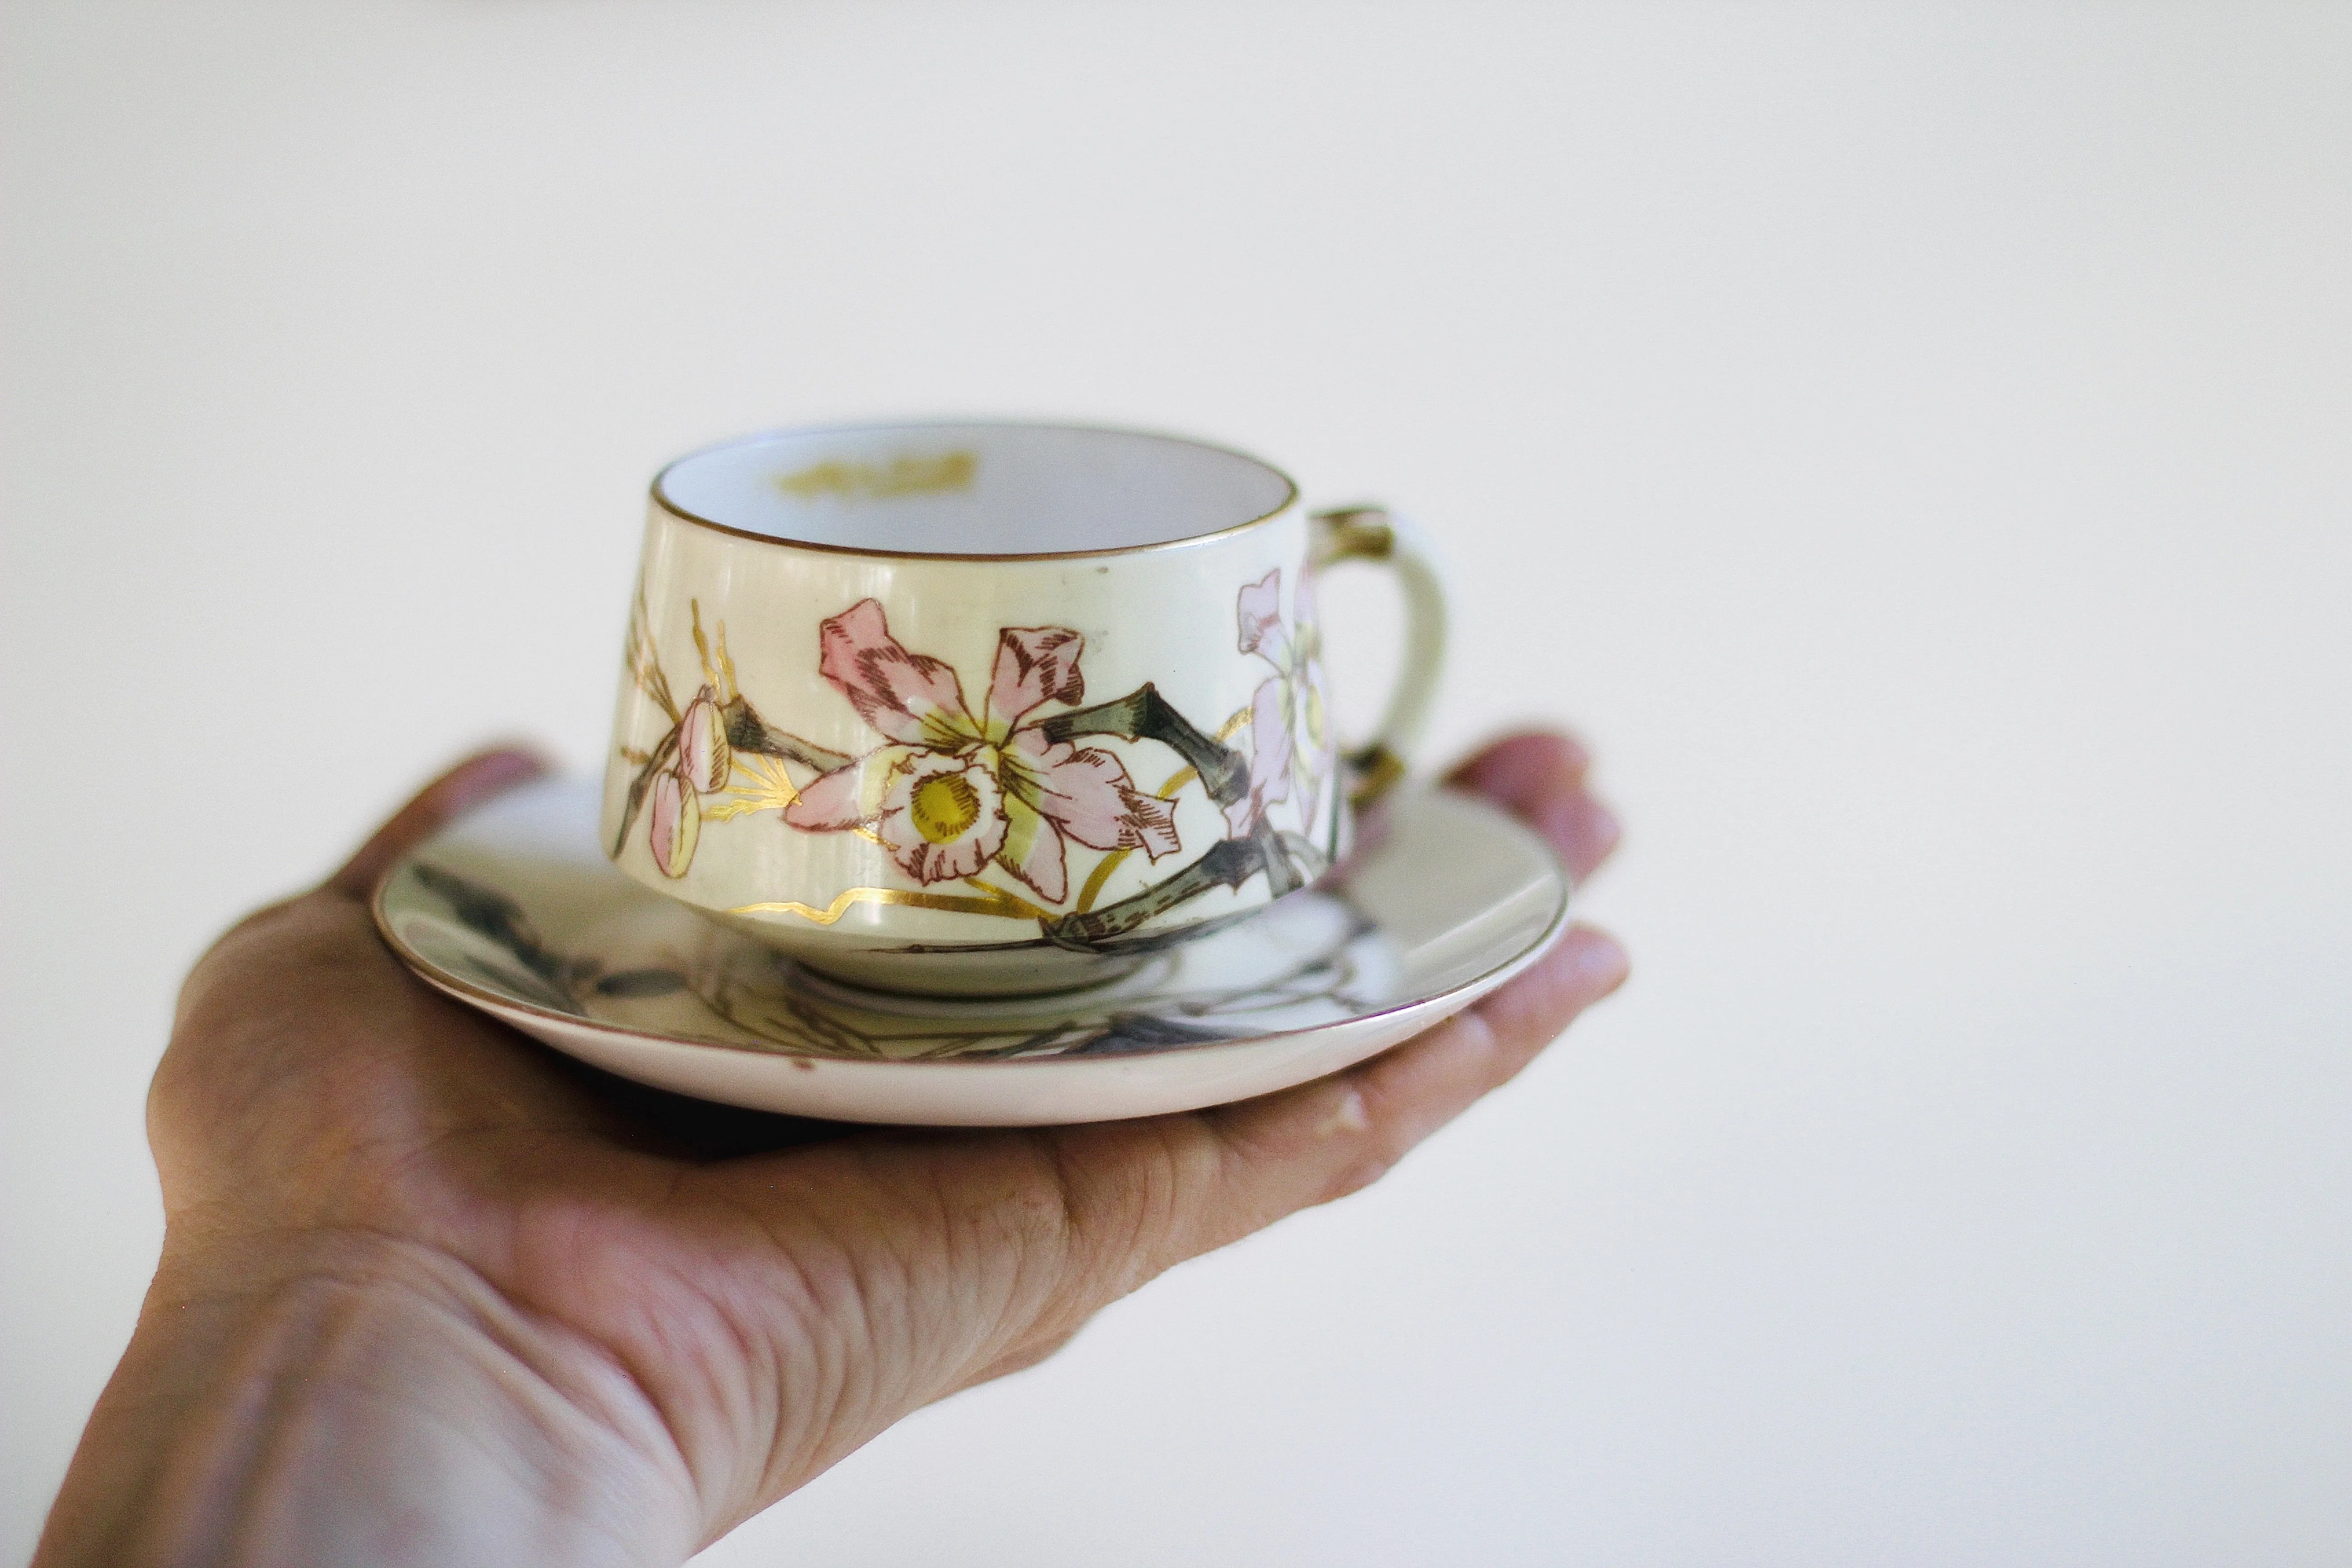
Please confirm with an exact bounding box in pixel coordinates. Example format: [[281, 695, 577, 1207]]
[[952, 1326, 1084, 1395], [1445, 729, 1622, 883], [1321, 924, 1630, 1190], [750, 922, 1623, 1424], [326, 745, 553, 899], [1033, 921, 1628, 1308], [1194, 921, 1628, 1226], [1446, 728, 1592, 789]]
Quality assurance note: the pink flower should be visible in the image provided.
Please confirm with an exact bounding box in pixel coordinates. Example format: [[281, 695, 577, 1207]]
[[641, 687, 728, 878], [1225, 569, 1332, 837], [676, 692, 730, 791], [1236, 569, 1286, 657], [784, 599, 1180, 904], [647, 767, 699, 878]]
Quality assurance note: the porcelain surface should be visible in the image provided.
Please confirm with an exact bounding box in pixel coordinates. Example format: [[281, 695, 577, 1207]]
[[603, 421, 1446, 995], [376, 777, 1569, 1126]]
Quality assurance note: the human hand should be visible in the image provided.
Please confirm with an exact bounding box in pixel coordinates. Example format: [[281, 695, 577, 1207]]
[[35, 732, 1625, 1568]]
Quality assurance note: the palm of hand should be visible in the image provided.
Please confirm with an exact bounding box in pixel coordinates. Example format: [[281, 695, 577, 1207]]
[[141, 736, 1622, 1557]]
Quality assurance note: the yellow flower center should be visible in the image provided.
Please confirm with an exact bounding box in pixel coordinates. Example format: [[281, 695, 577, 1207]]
[[910, 771, 982, 844]]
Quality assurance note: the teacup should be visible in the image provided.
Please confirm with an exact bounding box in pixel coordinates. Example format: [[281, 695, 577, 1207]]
[[603, 420, 1445, 996]]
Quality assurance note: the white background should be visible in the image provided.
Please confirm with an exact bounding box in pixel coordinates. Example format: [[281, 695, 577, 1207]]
[[5, 4, 2349, 1563]]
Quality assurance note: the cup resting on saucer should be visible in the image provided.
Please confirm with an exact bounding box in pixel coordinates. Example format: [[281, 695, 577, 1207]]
[[602, 420, 1450, 997]]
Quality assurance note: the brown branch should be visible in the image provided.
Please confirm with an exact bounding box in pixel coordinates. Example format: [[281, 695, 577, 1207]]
[[1041, 822, 1306, 950], [1035, 682, 1249, 806], [610, 728, 680, 857], [720, 695, 851, 774]]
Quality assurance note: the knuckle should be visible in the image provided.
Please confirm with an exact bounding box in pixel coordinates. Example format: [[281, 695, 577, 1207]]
[[1033, 1123, 1215, 1309], [1323, 1140, 1405, 1205]]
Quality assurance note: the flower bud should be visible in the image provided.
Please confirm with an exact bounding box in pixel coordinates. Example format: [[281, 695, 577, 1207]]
[[678, 694, 731, 792], [648, 767, 701, 877]]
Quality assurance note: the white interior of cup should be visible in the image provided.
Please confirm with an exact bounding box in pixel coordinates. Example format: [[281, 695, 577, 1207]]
[[654, 422, 1295, 556]]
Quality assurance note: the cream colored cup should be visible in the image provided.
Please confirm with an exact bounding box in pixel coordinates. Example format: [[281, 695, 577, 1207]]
[[603, 421, 1446, 995]]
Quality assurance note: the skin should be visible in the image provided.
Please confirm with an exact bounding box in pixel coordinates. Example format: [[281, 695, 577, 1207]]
[[32, 731, 1626, 1567]]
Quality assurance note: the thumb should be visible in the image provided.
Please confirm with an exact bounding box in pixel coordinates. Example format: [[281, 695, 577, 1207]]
[[326, 745, 553, 899]]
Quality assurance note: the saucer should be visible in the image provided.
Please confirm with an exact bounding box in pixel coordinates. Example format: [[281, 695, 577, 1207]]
[[373, 778, 1571, 1126]]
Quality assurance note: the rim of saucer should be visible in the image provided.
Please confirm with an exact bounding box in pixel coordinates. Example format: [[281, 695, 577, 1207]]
[[368, 789, 1573, 1072]]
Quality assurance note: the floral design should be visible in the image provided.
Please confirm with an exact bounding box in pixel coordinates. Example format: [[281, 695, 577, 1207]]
[[401, 858, 1383, 1064], [782, 600, 1181, 904], [624, 603, 739, 878], [615, 581, 1322, 942], [642, 690, 728, 876], [616, 594, 850, 881], [1226, 569, 1332, 836]]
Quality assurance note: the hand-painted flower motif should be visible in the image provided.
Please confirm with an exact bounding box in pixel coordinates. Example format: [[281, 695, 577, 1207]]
[[1225, 568, 1332, 836], [616, 594, 777, 881], [784, 599, 1181, 903], [643, 689, 732, 877]]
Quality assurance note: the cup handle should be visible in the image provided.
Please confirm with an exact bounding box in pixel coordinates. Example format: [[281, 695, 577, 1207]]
[[1310, 505, 1450, 808]]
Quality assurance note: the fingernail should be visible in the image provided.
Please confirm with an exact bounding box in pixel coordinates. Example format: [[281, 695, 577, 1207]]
[[1314, 1084, 1373, 1138], [1543, 796, 1621, 859], [1572, 932, 1631, 992]]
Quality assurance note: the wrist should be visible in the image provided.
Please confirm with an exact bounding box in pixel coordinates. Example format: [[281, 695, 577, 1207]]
[[36, 1227, 700, 1568]]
